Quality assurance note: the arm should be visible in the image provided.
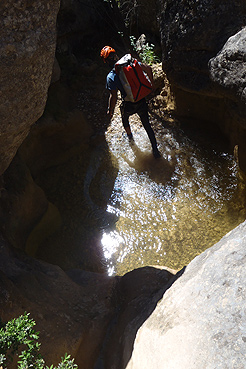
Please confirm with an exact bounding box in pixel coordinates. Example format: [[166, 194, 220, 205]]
[[107, 90, 118, 118]]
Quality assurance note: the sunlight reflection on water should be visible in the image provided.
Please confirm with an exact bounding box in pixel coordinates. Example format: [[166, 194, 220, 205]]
[[101, 116, 246, 276]]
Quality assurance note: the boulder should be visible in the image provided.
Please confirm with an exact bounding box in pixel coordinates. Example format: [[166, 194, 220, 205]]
[[158, 0, 246, 172], [126, 220, 246, 369], [159, 0, 246, 93], [0, 0, 60, 176], [209, 27, 246, 109], [102, 266, 178, 369], [208, 27, 246, 172]]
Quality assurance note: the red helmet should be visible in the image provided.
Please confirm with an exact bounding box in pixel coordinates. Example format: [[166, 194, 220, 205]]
[[100, 46, 116, 62]]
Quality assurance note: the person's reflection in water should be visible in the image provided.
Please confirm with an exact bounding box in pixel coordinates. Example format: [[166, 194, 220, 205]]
[[121, 140, 176, 185]]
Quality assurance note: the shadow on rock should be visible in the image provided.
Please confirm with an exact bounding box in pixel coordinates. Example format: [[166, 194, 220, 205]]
[[95, 265, 186, 369]]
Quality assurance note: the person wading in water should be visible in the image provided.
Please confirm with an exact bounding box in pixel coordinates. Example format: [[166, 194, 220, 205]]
[[100, 45, 161, 159]]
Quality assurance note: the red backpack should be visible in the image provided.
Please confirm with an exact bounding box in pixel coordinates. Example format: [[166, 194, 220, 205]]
[[115, 54, 152, 102]]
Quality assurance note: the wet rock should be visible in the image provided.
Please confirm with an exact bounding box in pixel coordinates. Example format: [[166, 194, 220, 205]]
[[126, 221, 246, 369], [0, 0, 60, 176]]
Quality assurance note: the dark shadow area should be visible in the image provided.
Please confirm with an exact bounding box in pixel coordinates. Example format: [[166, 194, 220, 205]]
[[35, 138, 119, 272], [14, 42, 120, 272], [178, 117, 231, 156], [94, 266, 186, 369]]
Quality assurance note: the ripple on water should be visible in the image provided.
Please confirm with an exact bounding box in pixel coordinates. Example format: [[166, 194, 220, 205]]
[[101, 117, 246, 276]]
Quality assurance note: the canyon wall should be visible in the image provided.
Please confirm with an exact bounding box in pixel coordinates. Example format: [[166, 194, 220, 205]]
[[0, 0, 121, 253], [158, 0, 246, 171], [0, 1, 246, 368], [126, 221, 246, 369], [0, 235, 177, 368], [0, 0, 60, 177]]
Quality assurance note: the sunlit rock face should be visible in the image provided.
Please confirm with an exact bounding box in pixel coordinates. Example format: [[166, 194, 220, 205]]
[[209, 28, 246, 106], [126, 221, 246, 369], [159, 0, 246, 93], [0, 0, 60, 176], [158, 0, 246, 172], [209, 28, 246, 172]]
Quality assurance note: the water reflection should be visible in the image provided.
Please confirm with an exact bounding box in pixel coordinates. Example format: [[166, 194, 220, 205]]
[[101, 116, 246, 276], [121, 141, 176, 185]]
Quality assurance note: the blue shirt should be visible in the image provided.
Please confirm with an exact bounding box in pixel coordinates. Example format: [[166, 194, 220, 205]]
[[106, 69, 126, 99]]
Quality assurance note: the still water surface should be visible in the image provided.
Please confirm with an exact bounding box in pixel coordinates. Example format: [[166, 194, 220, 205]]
[[101, 115, 246, 276]]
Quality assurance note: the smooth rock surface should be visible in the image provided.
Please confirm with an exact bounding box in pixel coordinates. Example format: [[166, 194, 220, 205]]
[[0, 235, 177, 369], [159, 0, 246, 93], [0, 237, 116, 369], [158, 0, 246, 173], [209, 27, 246, 113], [0, 0, 60, 176], [126, 221, 246, 369]]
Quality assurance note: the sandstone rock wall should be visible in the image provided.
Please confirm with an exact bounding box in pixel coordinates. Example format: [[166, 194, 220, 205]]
[[120, 0, 160, 37], [159, 0, 246, 93], [0, 0, 60, 176], [0, 0, 117, 252], [0, 236, 116, 368], [0, 236, 176, 368], [126, 221, 246, 369], [209, 28, 246, 172], [158, 0, 246, 172], [2, 213, 246, 369]]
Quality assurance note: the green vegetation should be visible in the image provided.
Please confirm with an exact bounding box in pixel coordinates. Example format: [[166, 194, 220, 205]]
[[0, 313, 77, 369], [130, 36, 160, 65], [103, 0, 160, 65]]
